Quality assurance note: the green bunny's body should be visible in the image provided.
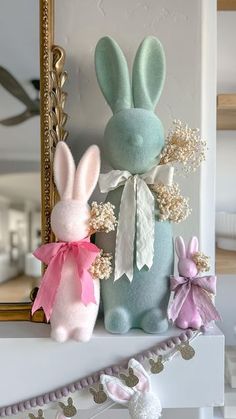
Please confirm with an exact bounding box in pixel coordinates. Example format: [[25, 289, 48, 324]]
[[95, 36, 174, 333]]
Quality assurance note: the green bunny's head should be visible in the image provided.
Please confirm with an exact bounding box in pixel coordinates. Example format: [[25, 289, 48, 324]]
[[95, 36, 166, 174]]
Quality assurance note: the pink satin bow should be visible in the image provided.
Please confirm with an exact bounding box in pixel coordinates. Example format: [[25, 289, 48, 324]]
[[168, 275, 221, 325], [32, 238, 100, 321]]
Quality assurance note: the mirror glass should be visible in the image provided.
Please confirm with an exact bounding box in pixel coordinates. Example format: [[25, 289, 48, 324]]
[[216, 10, 236, 276], [0, 0, 41, 302]]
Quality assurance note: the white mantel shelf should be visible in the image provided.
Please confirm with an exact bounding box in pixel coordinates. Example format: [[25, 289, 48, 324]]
[[0, 322, 224, 412]]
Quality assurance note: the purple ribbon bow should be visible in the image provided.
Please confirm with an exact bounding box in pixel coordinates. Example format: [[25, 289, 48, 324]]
[[168, 275, 221, 325]]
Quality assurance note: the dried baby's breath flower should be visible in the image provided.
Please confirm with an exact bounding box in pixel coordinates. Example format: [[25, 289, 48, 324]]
[[89, 202, 117, 234], [192, 252, 210, 273], [151, 183, 191, 223], [160, 120, 207, 174], [90, 250, 113, 280]]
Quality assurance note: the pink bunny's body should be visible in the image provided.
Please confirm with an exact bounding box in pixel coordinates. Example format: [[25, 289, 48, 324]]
[[174, 236, 202, 329], [169, 236, 220, 330], [33, 142, 101, 342], [174, 284, 202, 330], [50, 252, 100, 342]]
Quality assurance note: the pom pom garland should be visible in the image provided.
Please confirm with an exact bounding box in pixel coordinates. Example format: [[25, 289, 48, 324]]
[[1, 329, 201, 418]]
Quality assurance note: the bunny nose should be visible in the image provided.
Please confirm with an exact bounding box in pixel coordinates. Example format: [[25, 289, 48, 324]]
[[130, 134, 143, 146]]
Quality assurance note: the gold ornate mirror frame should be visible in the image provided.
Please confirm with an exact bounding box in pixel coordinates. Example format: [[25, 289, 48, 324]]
[[0, 0, 66, 321]]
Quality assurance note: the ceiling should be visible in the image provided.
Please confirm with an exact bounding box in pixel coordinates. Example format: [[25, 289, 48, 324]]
[[0, 0, 39, 80], [0, 0, 40, 204], [0, 0, 40, 164]]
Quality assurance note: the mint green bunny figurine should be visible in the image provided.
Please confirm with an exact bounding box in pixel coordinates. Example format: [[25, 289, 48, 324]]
[[95, 36, 174, 334]]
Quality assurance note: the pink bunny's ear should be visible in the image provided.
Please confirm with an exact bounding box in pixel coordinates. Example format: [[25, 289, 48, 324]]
[[175, 236, 186, 259], [100, 375, 134, 405], [187, 236, 199, 257], [128, 359, 150, 392], [54, 142, 76, 200], [73, 145, 101, 202]]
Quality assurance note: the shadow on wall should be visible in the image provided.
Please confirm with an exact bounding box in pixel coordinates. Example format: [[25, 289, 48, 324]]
[[215, 132, 236, 258], [216, 274, 236, 346]]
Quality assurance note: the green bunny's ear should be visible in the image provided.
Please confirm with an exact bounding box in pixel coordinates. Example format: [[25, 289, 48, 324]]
[[132, 36, 166, 111], [95, 36, 132, 114]]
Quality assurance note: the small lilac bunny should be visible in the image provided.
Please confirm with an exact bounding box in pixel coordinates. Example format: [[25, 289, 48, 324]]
[[101, 359, 162, 419], [168, 236, 221, 330]]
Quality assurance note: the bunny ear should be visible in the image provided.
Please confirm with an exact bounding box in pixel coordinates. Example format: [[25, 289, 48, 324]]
[[95, 36, 132, 114], [100, 374, 134, 405], [54, 142, 76, 200], [175, 236, 186, 259], [187, 236, 199, 257], [128, 359, 150, 392], [132, 36, 166, 111], [73, 145, 100, 202], [89, 388, 96, 396]]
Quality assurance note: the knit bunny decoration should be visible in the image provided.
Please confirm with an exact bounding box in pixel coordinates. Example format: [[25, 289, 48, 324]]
[[168, 236, 221, 329], [101, 359, 162, 419], [32, 142, 107, 342], [95, 36, 174, 334]]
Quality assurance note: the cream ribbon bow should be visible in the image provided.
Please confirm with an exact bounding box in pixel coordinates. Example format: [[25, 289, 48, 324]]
[[99, 164, 174, 282]]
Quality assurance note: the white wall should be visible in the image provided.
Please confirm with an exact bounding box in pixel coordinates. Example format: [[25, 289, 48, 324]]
[[216, 12, 236, 214], [0, 1, 219, 416], [55, 0, 217, 263], [0, 196, 9, 252], [216, 274, 236, 345], [218, 12, 236, 93], [216, 131, 236, 212]]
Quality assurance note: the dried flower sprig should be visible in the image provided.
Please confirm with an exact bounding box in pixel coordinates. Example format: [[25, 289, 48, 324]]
[[90, 251, 113, 280], [192, 252, 210, 273], [89, 202, 117, 234], [151, 183, 191, 223], [160, 120, 207, 174]]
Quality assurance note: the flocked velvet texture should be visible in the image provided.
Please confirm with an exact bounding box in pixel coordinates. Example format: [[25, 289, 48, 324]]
[[95, 35, 174, 333], [49, 142, 101, 342], [96, 188, 173, 334]]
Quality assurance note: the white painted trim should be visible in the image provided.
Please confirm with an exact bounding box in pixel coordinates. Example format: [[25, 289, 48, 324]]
[[200, 0, 217, 269]]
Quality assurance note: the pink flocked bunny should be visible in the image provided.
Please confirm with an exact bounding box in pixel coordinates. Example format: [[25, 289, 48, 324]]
[[32, 142, 101, 342], [101, 359, 162, 419], [168, 236, 221, 330]]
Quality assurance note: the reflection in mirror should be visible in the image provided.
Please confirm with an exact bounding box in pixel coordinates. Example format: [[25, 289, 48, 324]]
[[0, 0, 41, 302], [216, 10, 236, 275]]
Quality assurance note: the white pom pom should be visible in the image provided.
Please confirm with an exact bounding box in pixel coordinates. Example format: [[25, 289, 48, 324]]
[[128, 392, 162, 419], [55, 412, 66, 419]]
